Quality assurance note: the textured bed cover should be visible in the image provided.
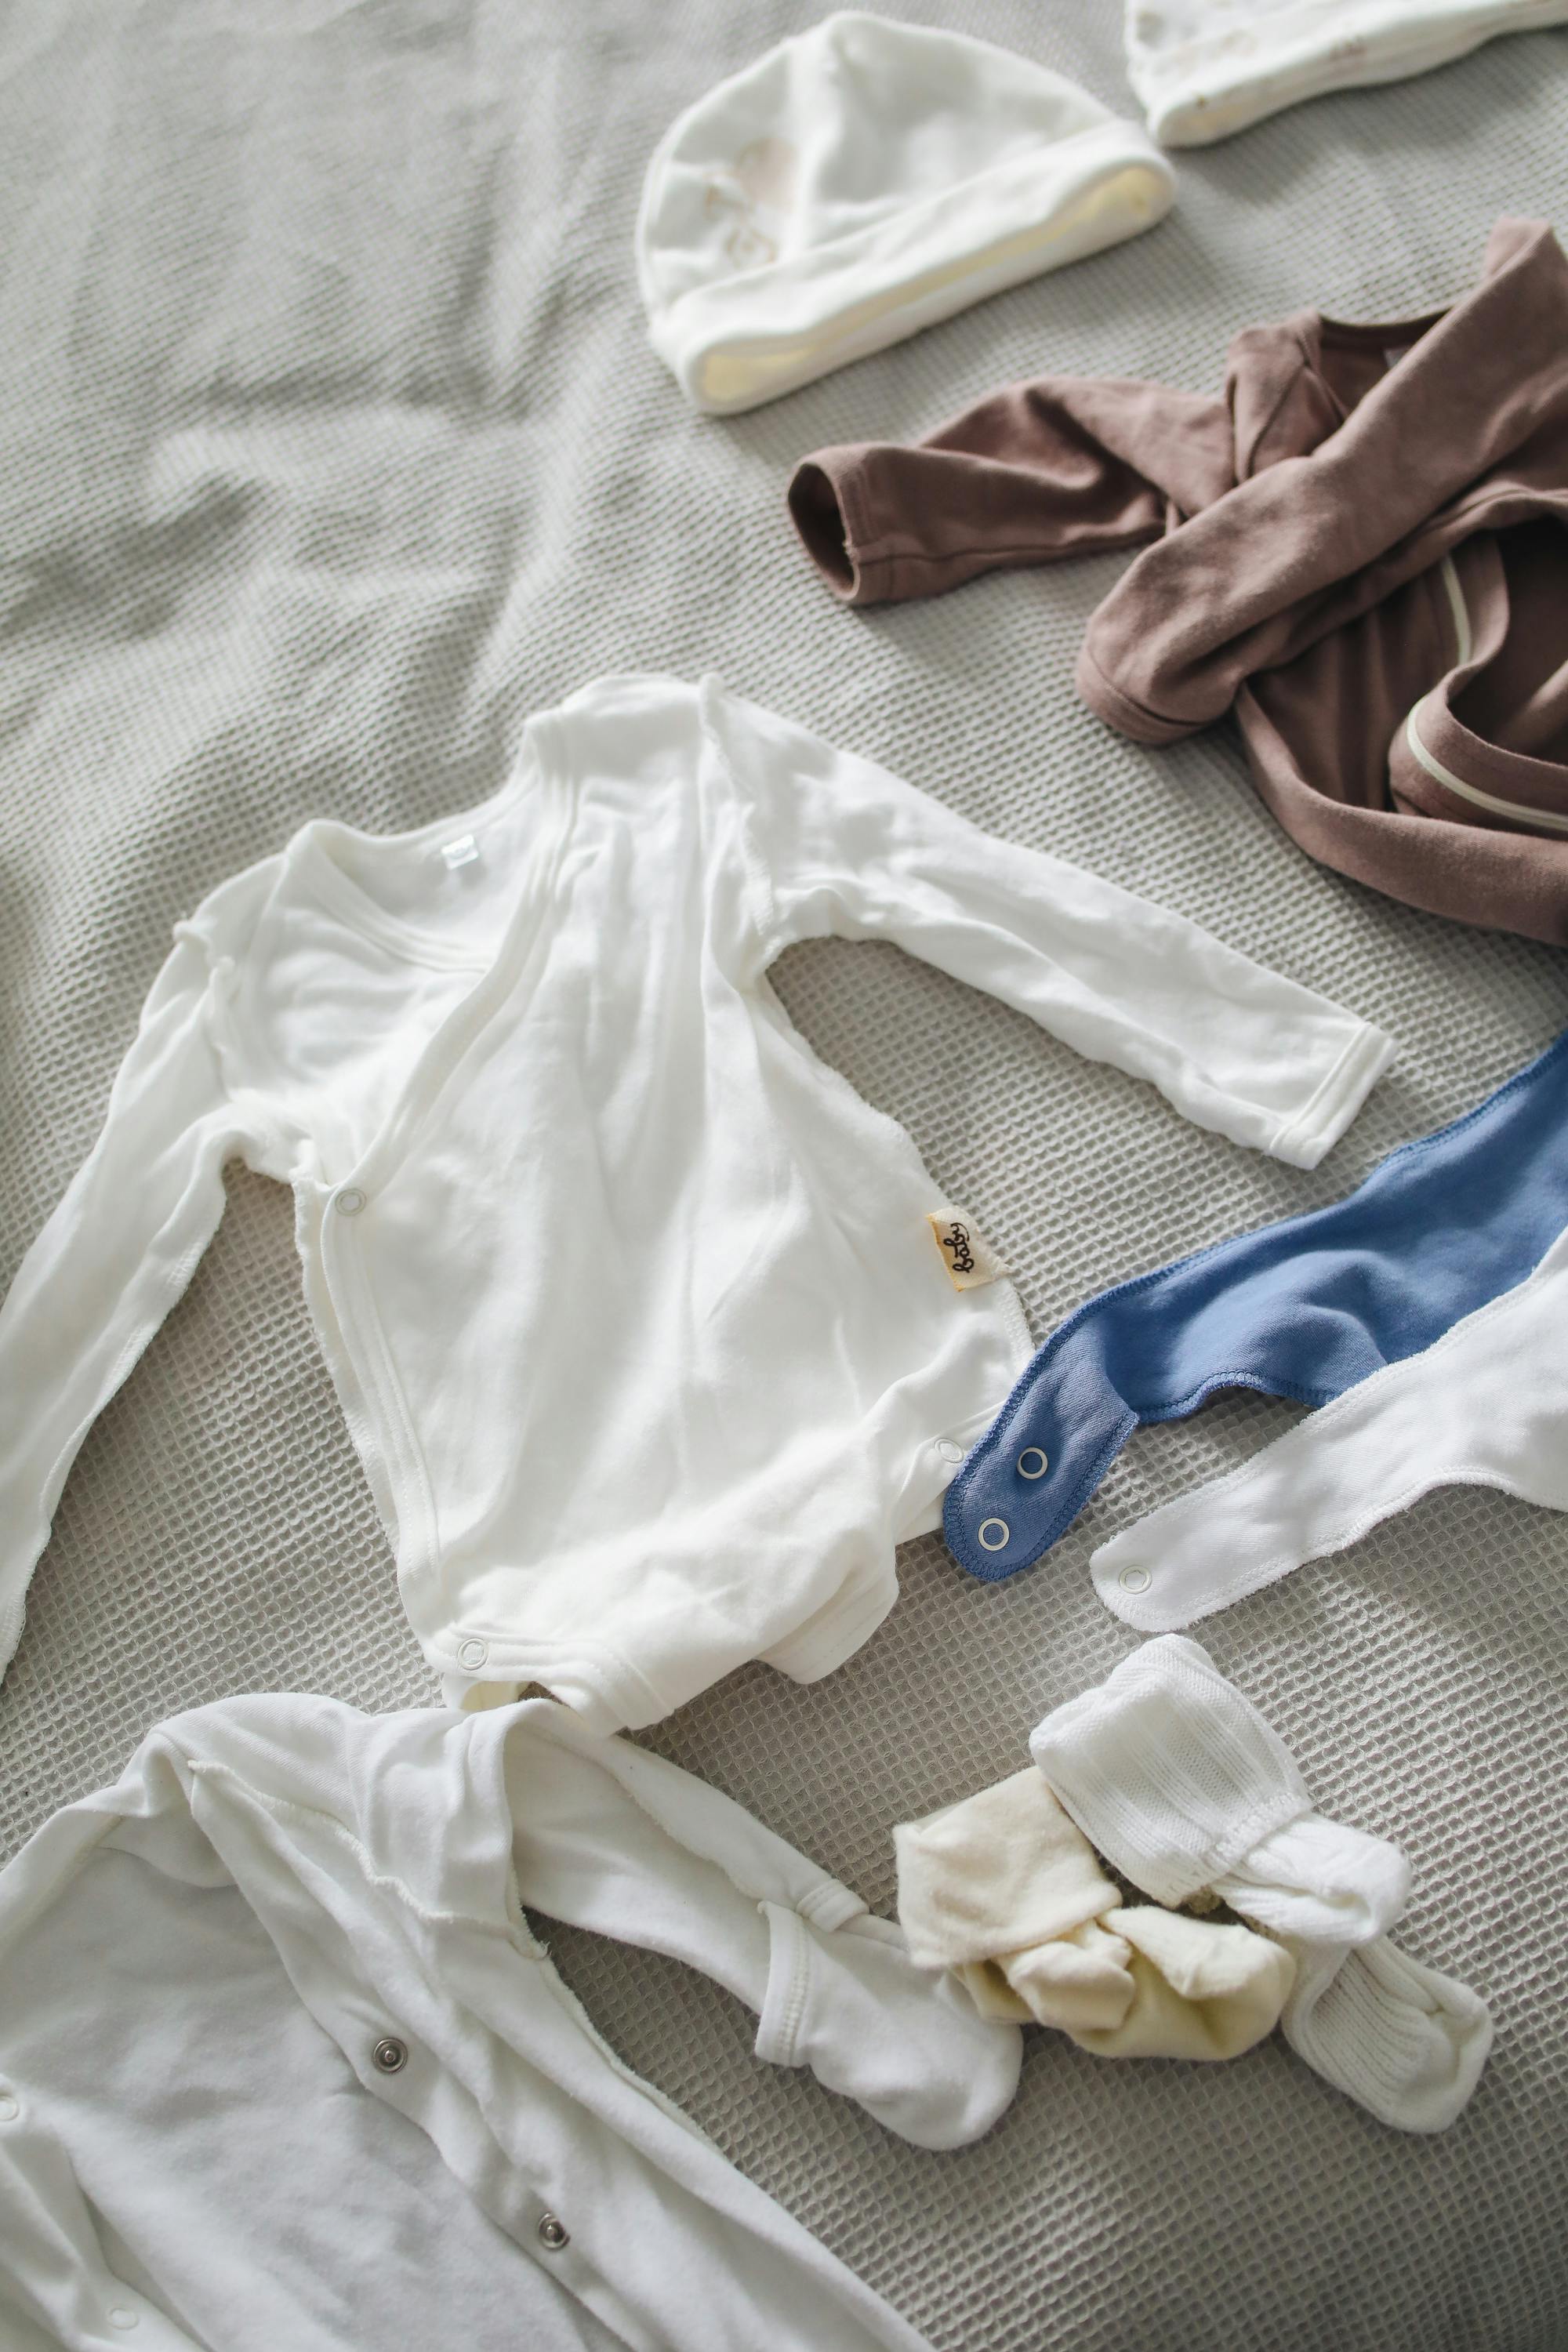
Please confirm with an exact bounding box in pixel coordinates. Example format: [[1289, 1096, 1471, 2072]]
[[0, 5, 1564, 2347]]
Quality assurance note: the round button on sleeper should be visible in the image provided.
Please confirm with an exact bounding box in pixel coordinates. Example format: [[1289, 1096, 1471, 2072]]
[[1118, 1566, 1152, 1595], [934, 1439, 964, 1465], [333, 1187, 366, 1217], [0, 2092, 18, 2123], [372, 2037, 408, 2074], [107, 2312, 139, 2333], [1017, 1447, 1048, 1480], [978, 1518, 1010, 1552], [538, 2212, 570, 2252], [457, 1637, 488, 1671]]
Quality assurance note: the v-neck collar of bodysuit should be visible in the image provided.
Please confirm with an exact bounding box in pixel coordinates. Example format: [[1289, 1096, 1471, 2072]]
[[292, 706, 574, 972]]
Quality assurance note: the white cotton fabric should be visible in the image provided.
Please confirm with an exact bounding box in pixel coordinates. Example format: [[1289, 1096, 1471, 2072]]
[[1125, 0, 1568, 148], [0, 673, 1393, 1732], [1029, 1637, 1492, 2130], [1092, 1223, 1568, 1634], [0, 1693, 1024, 2352], [637, 11, 1175, 413]]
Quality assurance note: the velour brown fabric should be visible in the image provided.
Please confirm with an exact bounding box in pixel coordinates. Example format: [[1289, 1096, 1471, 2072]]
[[788, 218, 1568, 945]]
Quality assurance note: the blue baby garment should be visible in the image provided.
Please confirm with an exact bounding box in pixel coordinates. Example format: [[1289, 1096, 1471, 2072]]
[[944, 1029, 1568, 1582]]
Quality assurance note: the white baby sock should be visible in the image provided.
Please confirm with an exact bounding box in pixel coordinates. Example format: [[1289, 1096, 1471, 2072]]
[[894, 1765, 1291, 2062], [1029, 1637, 1491, 2129], [1214, 1809, 1409, 1948], [1278, 1937, 1494, 2136]]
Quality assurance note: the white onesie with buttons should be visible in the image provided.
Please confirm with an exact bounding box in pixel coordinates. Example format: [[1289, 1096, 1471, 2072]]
[[0, 1691, 1015, 2350], [0, 673, 1392, 1728]]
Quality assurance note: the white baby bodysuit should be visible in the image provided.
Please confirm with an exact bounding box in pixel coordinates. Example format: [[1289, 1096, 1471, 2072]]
[[0, 673, 1392, 1728], [0, 1691, 1017, 2350]]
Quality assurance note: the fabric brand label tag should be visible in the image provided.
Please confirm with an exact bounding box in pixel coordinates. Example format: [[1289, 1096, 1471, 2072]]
[[927, 1211, 1007, 1291], [441, 833, 480, 869]]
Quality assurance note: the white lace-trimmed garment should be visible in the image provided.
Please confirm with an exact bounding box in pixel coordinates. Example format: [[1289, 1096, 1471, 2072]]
[[0, 1692, 1019, 2350], [0, 674, 1392, 1729]]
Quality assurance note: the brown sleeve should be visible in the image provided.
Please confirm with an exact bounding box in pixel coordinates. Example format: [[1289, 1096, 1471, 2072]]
[[787, 377, 1234, 608]]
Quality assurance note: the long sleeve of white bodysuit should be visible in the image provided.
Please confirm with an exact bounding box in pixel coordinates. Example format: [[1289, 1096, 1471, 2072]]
[[706, 681, 1392, 1168], [0, 917, 256, 1680]]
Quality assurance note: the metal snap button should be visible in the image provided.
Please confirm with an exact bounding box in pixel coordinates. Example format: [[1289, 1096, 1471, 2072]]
[[457, 1637, 488, 1671], [0, 2092, 17, 2123], [978, 1518, 1009, 1551], [538, 2212, 570, 2251], [1017, 1447, 1048, 1479], [934, 1439, 964, 1464], [1119, 1566, 1152, 1595], [372, 2036, 408, 2074], [334, 1187, 366, 1217]]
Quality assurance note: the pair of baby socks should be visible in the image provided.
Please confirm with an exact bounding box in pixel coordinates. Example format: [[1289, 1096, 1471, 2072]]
[[1029, 1637, 1492, 2131], [895, 1766, 1293, 2061], [895, 1638, 1489, 2129]]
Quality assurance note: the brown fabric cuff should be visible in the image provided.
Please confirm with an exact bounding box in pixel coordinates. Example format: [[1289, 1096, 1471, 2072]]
[[1075, 632, 1193, 746], [787, 445, 891, 604], [788, 444, 1024, 606]]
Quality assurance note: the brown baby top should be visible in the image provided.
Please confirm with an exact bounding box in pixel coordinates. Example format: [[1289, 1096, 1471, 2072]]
[[789, 217, 1568, 946]]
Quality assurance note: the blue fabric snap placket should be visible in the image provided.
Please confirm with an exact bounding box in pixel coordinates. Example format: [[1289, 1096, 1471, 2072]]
[[945, 1027, 1568, 1582]]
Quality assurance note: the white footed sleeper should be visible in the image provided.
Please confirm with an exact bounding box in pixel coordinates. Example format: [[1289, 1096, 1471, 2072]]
[[0, 1693, 1022, 2352]]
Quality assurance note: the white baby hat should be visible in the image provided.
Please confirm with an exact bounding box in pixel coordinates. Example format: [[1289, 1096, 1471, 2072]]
[[1126, 0, 1568, 149], [638, 11, 1175, 414], [1030, 1636, 1493, 2131]]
